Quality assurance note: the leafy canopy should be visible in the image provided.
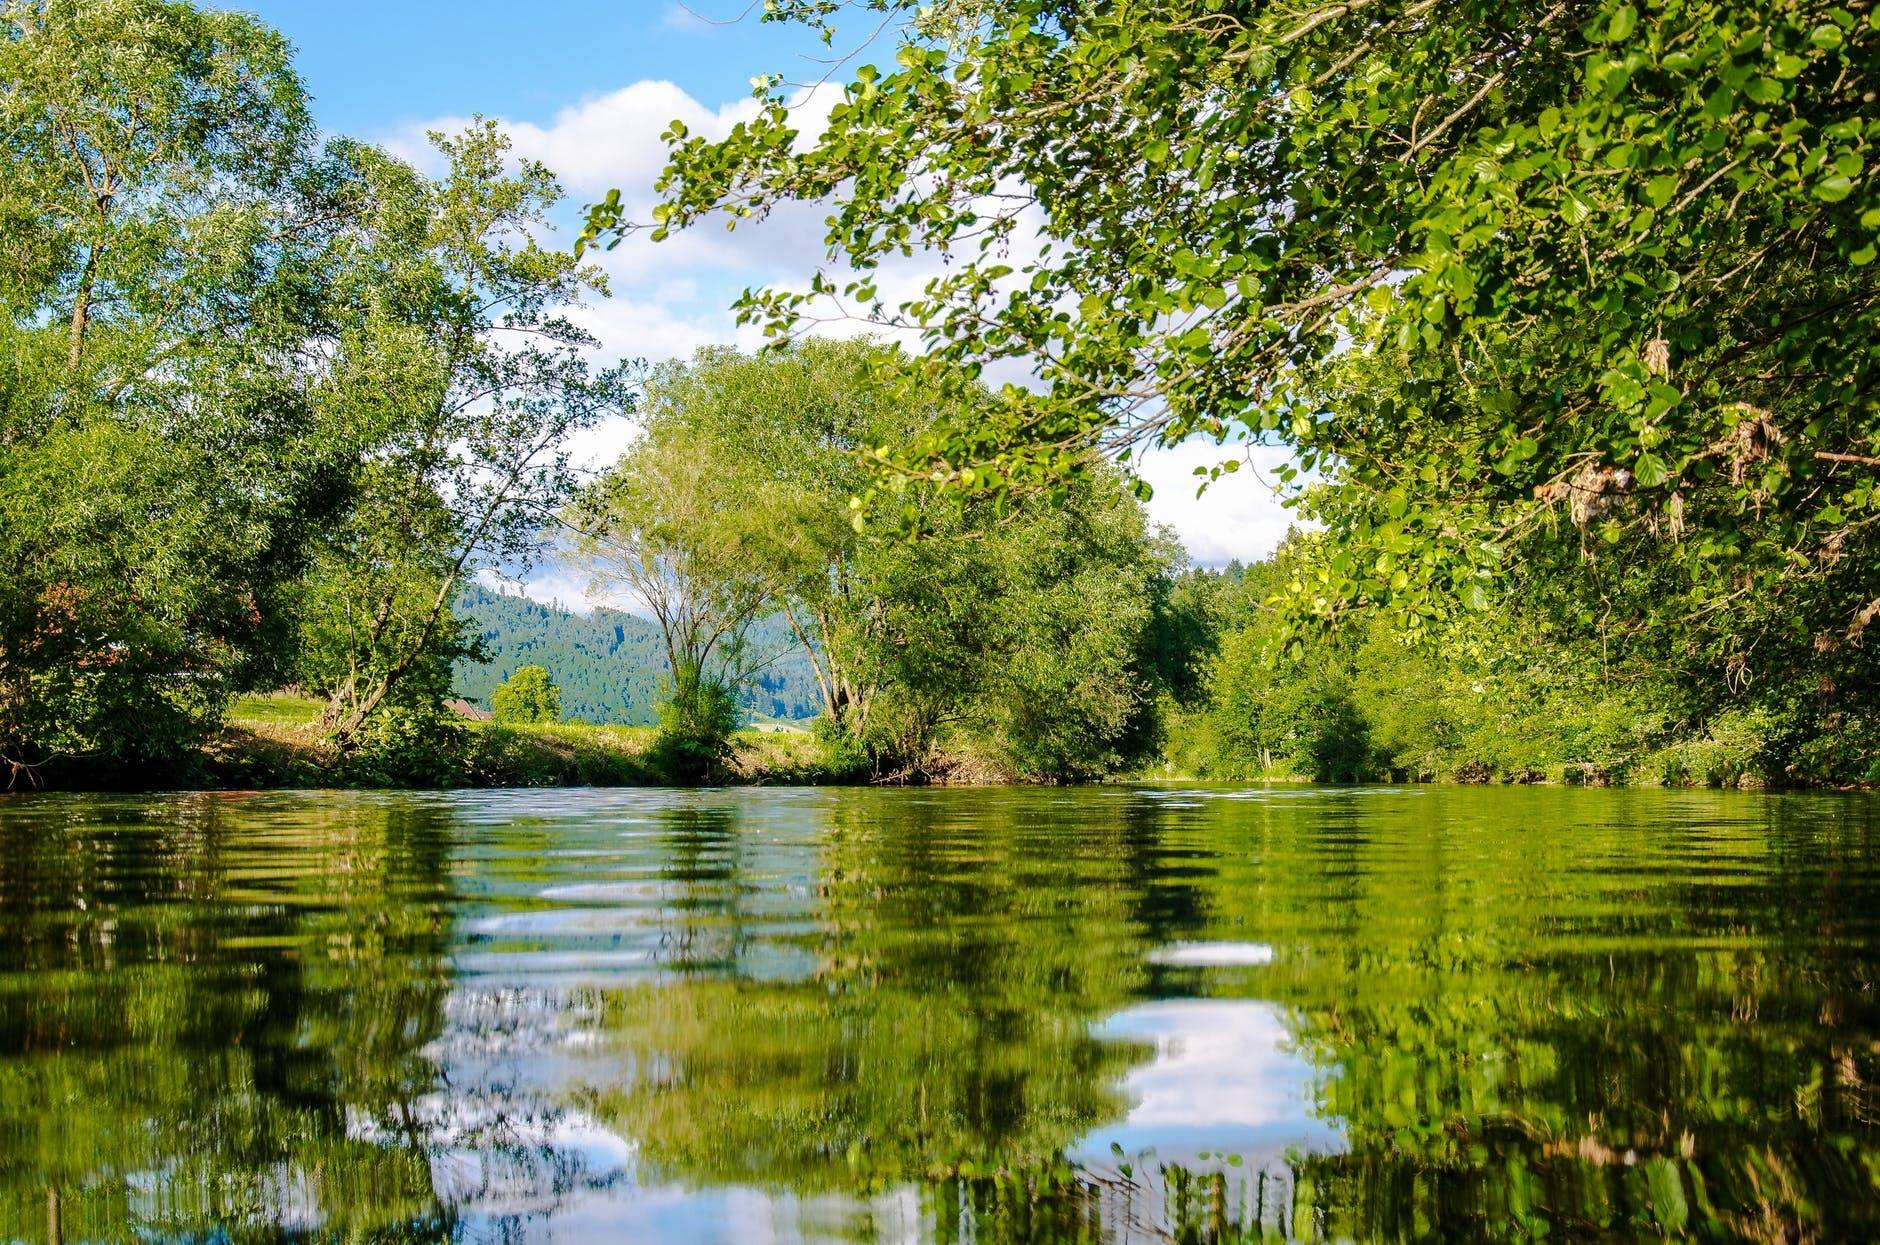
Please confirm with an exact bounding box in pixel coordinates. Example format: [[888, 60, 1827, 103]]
[[588, 0, 1880, 680], [491, 664, 562, 724]]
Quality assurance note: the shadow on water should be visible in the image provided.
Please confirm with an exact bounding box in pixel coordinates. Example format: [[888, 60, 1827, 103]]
[[0, 786, 1876, 1241]]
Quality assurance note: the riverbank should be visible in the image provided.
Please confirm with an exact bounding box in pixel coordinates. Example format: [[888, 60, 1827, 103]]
[[20, 693, 1868, 793], [197, 695, 855, 789]]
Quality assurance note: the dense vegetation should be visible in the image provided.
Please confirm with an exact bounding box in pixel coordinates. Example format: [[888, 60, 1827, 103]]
[[590, 0, 1880, 786], [4, 0, 1876, 788], [0, 2, 1185, 788], [1164, 536, 1880, 786]]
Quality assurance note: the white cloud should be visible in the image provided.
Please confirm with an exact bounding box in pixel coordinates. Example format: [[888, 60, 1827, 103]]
[[1133, 440, 1306, 566], [394, 78, 1304, 601], [394, 80, 759, 199]]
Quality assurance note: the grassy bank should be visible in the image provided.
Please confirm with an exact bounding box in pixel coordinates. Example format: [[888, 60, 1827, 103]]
[[202, 695, 855, 789], [88, 694, 1873, 793]]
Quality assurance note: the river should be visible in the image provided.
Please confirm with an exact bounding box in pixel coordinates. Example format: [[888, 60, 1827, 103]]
[[1, 786, 1875, 1241]]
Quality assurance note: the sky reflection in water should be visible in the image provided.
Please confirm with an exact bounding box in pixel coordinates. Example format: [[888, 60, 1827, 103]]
[[1, 785, 1877, 1242]]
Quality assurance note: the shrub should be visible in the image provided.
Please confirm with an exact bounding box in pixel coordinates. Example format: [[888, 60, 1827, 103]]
[[648, 663, 741, 783], [338, 699, 466, 788]]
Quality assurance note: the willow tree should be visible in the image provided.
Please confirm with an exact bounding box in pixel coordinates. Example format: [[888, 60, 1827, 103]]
[[601, 340, 930, 738], [586, 0, 1880, 703], [573, 340, 1185, 780], [568, 386, 776, 774]]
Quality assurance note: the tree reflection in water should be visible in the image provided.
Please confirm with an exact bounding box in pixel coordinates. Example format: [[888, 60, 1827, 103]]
[[0, 787, 1875, 1242]]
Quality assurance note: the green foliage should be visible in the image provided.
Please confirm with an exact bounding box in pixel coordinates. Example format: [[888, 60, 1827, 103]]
[[337, 698, 468, 789], [810, 713, 874, 781], [299, 120, 633, 745], [576, 341, 1190, 783], [1170, 534, 1880, 787], [924, 470, 1182, 782], [568, 357, 780, 747], [453, 584, 668, 724], [489, 663, 561, 725], [0, 3, 628, 782], [616, 0, 1880, 714], [0, 0, 343, 783], [648, 661, 744, 784]]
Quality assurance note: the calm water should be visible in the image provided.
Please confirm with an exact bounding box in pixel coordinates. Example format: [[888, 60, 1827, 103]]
[[1, 786, 1877, 1243]]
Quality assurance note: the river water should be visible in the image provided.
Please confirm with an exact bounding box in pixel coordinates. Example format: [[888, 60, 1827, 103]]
[[0, 786, 1876, 1241]]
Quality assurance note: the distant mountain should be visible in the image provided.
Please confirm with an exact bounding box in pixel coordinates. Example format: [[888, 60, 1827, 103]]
[[453, 584, 822, 726]]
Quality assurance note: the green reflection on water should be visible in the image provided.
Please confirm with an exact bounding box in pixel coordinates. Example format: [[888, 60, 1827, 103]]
[[0, 787, 1875, 1242]]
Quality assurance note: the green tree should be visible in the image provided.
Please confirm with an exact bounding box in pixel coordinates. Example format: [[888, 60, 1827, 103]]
[[0, 0, 348, 781], [597, 0, 1880, 709], [618, 340, 925, 739], [301, 121, 634, 748], [573, 341, 1185, 781], [0, 0, 309, 373], [568, 368, 777, 777], [490, 663, 562, 724]]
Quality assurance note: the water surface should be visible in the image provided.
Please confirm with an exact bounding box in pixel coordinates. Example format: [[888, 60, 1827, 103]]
[[1, 786, 1876, 1241]]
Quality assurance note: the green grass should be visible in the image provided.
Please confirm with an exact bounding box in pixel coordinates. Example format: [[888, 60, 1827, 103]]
[[228, 693, 322, 727], [209, 697, 861, 788]]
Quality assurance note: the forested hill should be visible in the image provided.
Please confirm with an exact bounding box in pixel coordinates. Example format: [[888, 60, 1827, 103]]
[[453, 585, 822, 725]]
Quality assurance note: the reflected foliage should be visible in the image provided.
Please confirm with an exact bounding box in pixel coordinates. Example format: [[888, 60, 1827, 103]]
[[0, 795, 458, 1239], [0, 789, 1876, 1241]]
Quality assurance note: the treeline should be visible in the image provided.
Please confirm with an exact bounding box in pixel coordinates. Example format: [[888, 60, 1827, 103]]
[[0, 1, 628, 786], [608, 0, 1880, 791], [9, 0, 1875, 791], [453, 585, 824, 726], [1164, 537, 1880, 788]]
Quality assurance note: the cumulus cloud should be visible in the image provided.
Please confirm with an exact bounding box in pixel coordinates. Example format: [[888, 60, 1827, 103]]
[[393, 80, 759, 199], [393, 75, 1304, 596], [1133, 440, 1307, 566]]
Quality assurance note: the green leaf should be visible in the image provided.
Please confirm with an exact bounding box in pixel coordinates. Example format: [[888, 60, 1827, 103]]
[[1635, 451, 1669, 488], [1815, 174, 1854, 202]]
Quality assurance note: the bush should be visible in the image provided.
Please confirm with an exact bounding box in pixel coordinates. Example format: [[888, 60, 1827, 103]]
[[1637, 706, 1778, 788], [811, 714, 874, 782], [337, 699, 466, 788], [648, 664, 741, 783]]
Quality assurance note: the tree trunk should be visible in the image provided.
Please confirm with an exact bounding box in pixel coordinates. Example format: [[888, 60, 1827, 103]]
[[68, 244, 100, 368]]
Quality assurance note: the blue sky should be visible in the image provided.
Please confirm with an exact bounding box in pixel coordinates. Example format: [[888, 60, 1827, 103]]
[[232, 1, 1293, 597], [237, 2, 834, 138]]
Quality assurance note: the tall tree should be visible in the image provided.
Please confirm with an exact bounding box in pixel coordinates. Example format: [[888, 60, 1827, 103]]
[[0, 0, 309, 377], [568, 387, 776, 759], [591, 0, 1880, 698], [604, 340, 928, 737], [304, 122, 635, 745], [0, 0, 342, 780]]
